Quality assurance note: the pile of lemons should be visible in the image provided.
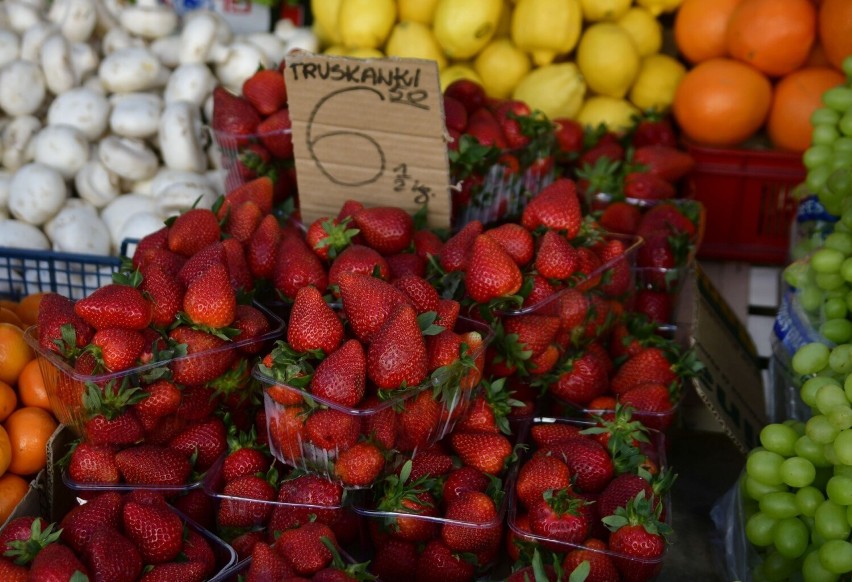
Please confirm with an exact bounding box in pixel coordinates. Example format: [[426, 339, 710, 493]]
[[311, 0, 686, 130]]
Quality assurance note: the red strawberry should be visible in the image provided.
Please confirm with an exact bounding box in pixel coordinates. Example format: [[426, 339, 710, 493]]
[[435, 299, 461, 329], [257, 108, 294, 158], [528, 489, 594, 546], [413, 229, 444, 259], [132, 226, 169, 266], [83, 526, 143, 582], [222, 446, 269, 482], [338, 273, 411, 343], [516, 453, 572, 510], [598, 471, 671, 519], [370, 538, 418, 581], [441, 491, 500, 552], [439, 220, 482, 272], [529, 344, 560, 375], [620, 383, 675, 430], [633, 288, 675, 325], [361, 395, 398, 450], [504, 314, 561, 358], [525, 274, 556, 307], [638, 203, 698, 240], [114, 444, 192, 485], [352, 206, 414, 256], [274, 522, 337, 575], [217, 473, 277, 527], [392, 275, 440, 314], [248, 542, 295, 581], [631, 116, 678, 148], [535, 230, 579, 280], [140, 264, 184, 328], [212, 86, 261, 142], [305, 408, 360, 450], [604, 495, 669, 582], [545, 436, 614, 493], [177, 241, 226, 287], [247, 214, 281, 280], [407, 449, 454, 483], [287, 286, 344, 355], [217, 177, 274, 219], [242, 68, 287, 116], [60, 491, 123, 553], [530, 423, 583, 447], [83, 390, 145, 446], [426, 330, 463, 372], [415, 539, 476, 582], [624, 172, 675, 200], [549, 350, 609, 406], [600, 202, 642, 235], [270, 474, 344, 532], [37, 293, 95, 357], [225, 199, 264, 243], [443, 94, 468, 131], [632, 145, 695, 182], [182, 261, 236, 328], [485, 223, 534, 266], [553, 117, 585, 155], [466, 106, 507, 148], [136, 247, 189, 280], [397, 390, 441, 451], [578, 136, 624, 167], [449, 432, 512, 475], [182, 529, 215, 577], [521, 178, 583, 239], [139, 561, 208, 582], [0, 558, 27, 581], [562, 538, 620, 582], [169, 417, 228, 471], [334, 441, 385, 487], [442, 465, 490, 508], [328, 244, 391, 285], [266, 405, 306, 463], [172, 489, 215, 530], [232, 303, 270, 353], [67, 442, 120, 484], [168, 208, 221, 257], [311, 339, 366, 407], [28, 543, 89, 580], [367, 303, 428, 389], [88, 327, 145, 372], [75, 284, 152, 330], [306, 216, 359, 260], [231, 530, 266, 561], [465, 234, 523, 303], [174, 384, 221, 423], [274, 236, 329, 299], [494, 99, 533, 149], [122, 501, 184, 564], [168, 326, 236, 385], [445, 79, 486, 113], [387, 252, 427, 279], [611, 347, 677, 395]]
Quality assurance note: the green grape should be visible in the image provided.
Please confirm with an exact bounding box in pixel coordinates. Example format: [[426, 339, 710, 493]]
[[839, 111, 852, 138], [761, 423, 799, 456], [841, 258, 852, 283], [812, 248, 846, 274], [826, 475, 852, 506], [833, 137, 852, 157], [824, 87, 852, 112], [781, 456, 816, 488], [805, 144, 835, 169], [825, 329, 852, 356], [812, 165, 836, 193], [828, 405, 852, 430], [745, 475, 788, 501], [761, 491, 801, 519], [816, 383, 850, 414], [816, 272, 846, 291], [819, 540, 852, 574], [783, 418, 807, 436], [825, 232, 852, 255], [812, 107, 842, 126], [762, 550, 800, 582], [815, 500, 852, 540], [797, 486, 826, 517], [825, 442, 840, 466], [793, 343, 832, 376], [847, 504, 852, 528], [830, 155, 852, 171], [801, 285, 826, 312], [823, 296, 848, 319], [803, 549, 841, 582], [814, 124, 841, 146], [824, 286, 848, 299], [773, 517, 810, 559], [803, 377, 841, 408], [827, 167, 852, 197], [807, 415, 840, 445], [747, 450, 787, 486], [746, 511, 778, 546], [833, 429, 852, 465], [835, 465, 852, 479], [795, 435, 832, 467], [786, 261, 813, 287]]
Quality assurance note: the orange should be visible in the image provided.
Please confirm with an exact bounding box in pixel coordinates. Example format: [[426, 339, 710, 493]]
[[768, 67, 846, 152], [17, 359, 50, 412], [0, 381, 16, 423], [0, 473, 28, 523], [673, 58, 773, 147], [726, 0, 817, 77], [674, 0, 743, 65], [0, 308, 22, 328], [3, 406, 57, 476], [15, 292, 46, 327], [0, 425, 10, 476], [819, 0, 852, 71], [805, 42, 831, 68], [0, 323, 34, 386]]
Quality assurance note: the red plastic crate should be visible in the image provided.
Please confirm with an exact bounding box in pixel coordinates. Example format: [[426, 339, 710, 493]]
[[683, 143, 806, 265]]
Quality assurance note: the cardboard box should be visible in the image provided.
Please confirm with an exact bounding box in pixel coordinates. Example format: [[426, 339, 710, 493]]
[[0, 471, 48, 532], [677, 265, 768, 454]]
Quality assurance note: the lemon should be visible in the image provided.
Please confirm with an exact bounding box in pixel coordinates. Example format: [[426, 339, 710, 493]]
[[512, 63, 586, 120], [577, 96, 640, 132], [440, 63, 483, 91], [576, 23, 640, 99], [433, 0, 503, 60], [616, 7, 662, 57], [636, 0, 683, 16], [474, 38, 531, 99], [347, 47, 385, 59], [385, 21, 447, 70], [323, 45, 349, 56], [337, 0, 396, 49], [511, 0, 582, 66], [311, 0, 343, 47], [398, 0, 440, 25], [579, 0, 631, 22], [629, 53, 687, 112]]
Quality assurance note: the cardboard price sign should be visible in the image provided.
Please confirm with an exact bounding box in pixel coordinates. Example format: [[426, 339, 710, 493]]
[[284, 52, 451, 229]]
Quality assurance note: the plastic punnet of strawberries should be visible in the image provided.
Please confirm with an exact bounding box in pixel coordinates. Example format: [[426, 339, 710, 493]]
[[507, 412, 676, 582]]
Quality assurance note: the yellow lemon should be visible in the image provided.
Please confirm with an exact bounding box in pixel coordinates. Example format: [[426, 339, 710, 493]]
[[397, 0, 440, 25], [346, 47, 385, 59], [629, 54, 687, 113], [474, 38, 531, 99], [323, 44, 349, 56], [576, 23, 640, 99], [311, 0, 343, 47], [433, 0, 503, 60], [385, 21, 447, 70], [511, 0, 582, 66], [579, 0, 631, 21], [512, 63, 586, 120], [577, 96, 640, 132], [337, 0, 396, 49], [636, 0, 684, 16], [440, 63, 483, 91], [616, 7, 663, 57]]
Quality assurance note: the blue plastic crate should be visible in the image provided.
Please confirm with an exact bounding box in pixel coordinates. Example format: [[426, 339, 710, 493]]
[[0, 247, 122, 301]]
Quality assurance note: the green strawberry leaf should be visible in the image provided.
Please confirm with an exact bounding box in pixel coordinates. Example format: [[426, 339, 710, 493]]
[[567, 560, 590, 582]]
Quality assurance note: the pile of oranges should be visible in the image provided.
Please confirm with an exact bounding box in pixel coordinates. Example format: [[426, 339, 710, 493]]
[[0, 294, 59, 524], [672, 0, 852, 152]]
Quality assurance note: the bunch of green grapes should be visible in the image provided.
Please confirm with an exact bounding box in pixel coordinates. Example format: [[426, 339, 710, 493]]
[[742, 342, 852, 582]]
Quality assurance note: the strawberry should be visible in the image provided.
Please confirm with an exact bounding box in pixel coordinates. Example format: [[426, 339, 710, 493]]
[[633, 289, 675, 324], [632, 145, 695, 182], [222, 445, 268, 483], [603, 494, 670, 582], [465, 234, 523, 303], [393, 275, 440, 314], [335, 441, 385, 487], [377, 472, 439, 542], [311, 339, 366, 407], [287, 286, 343, 355], [225, 199, 264, 244], [218, 473, 277, 527], [114, 444, 192, 485], [443, 94, 468, 131], [182, 261, 236, 328], [494, 99, 533, 149], [445, 79, 486, 113], [75, 284, 152, 330], [137, 247, 188, 279], [485, 223, 535, 266], [524, 274, 556, 307], [37, 293, 94, 354], [182, 529, 216, 577], [306, 216, 359, 260], [83, 526, 143, 582], [169, 417, 228, 471], [139, 561, 208, 582], [598, 469, 674, 520], [232, 303, 270, 353], [553, 117, 585, 155], [352, 206, 414, 256], [631, 116, 678, 148], [548, 350, 609, 406], [270, 474, 344, 532], [0, 517, 49, 554], [274, 522, 337, 575], [247, 214, 282, 280], [620, 383, 675, 430], [212, 86, 261, 142], [217, 177, 274, 219], [328, 244, 391, 285], [545, 436, 614, 493], [466, 106, 507, 148], [387, 253, 426, 279], [600, 202, 642, 235], [140, 264, 184, 328], [442, 465, 490, 508], [28, 542, 90, 580], [624, 172, 675, 201], [367, 303, 428, 389], [172, 489, 215, 530], [132, 226, 169, 266], [515, 453, 572, 510], [611, 347, 678, 395], [274, 236, 329, 299], [305, 408, 360, 450], [122, 501, 184, 564], [426, 330, 463, 372], [242, 68, 287, 116], [521, 178, 583, 238], [396, 390, 441, 451], [168, 208, 221, 257], [439, 220, 482, 272], [88, 327, 145, 373], [231, 530, 266, 561], [174, 384, 221, 423], [415, 539, 476, 582], [449, 432, 512, 475], [0, 559, 26, 581], [504, 314, 561, 358], [562, 538, 620, 582], [578, 136, 624, 167], [408, 449, 454, 482], [266, 405, 306, 463], [177, 241, 226, 287], [441, 490, 500, 552], [59, 491, 123, 553], [362, 395, 398, 450], [435, 299, 461, 329], [67, 442, 120, 484], [248, 542, 295, 581], [637, 203, 698, 240], [528, 489, 594, 546], [338, 272, 411, 342], [257, 108, 294, 158], [83, 383, 145, 446], [529, 344, 560, 375], [168, 325, 236, 385], [530, 423, 583, 447]]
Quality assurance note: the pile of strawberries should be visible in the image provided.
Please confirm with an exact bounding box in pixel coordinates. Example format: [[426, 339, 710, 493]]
[[508, 415, 675, 582], [0, 491, 229, 581]]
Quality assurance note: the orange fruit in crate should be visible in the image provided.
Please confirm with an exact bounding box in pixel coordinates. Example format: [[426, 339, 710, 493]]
[[17, 359, 50, 412], [15, 292, 46, 327], [673, 0, 744, 65], [725, 0, 816, 77], [0, 473, 28, 523], [819, 0, 852, 71], [0, 308, 23, 328], [768, 67, 846, 152], [0, 382, 16, 423], [673, 58, 773, 147], [0, 323, 34, 386], [3, 406, 57, 476], [0, 425, 10, 476]]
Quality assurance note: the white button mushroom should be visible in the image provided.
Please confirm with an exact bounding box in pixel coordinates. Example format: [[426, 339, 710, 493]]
[[0, 218, 50, 250], [119, 4, 179, 40], [215, 42, 268, 94], [179, 11, 221, 65], [149, 34, 182, 69], [98, 135, 158, 181], [47, 86, 110, 140], [0, 60, 47, 116], [40, 33, 79, 95], [155, 180, 216, 217], [2, 115, 42, 171], [5, 1, 43, 35], [119, 210, 167, 248], [101, 192, 159, 249], [49, 0, 97, 43], [46, 203, 111, 255], [159, 101, 206, 173], [164, 63, 216, 106], [74, 159, 120, 208], [0, 171, 10, 211], [70, 41, 98, 82], [0, 30, 20, 68], [98, 46, 166, 93], [8, 162, 68, 226], [109, 93, 163, 138], [33, 124, 90, 179], [19, 22, 56, 62], [99, 26, 144, 56], [241, 32, 287, 66]]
